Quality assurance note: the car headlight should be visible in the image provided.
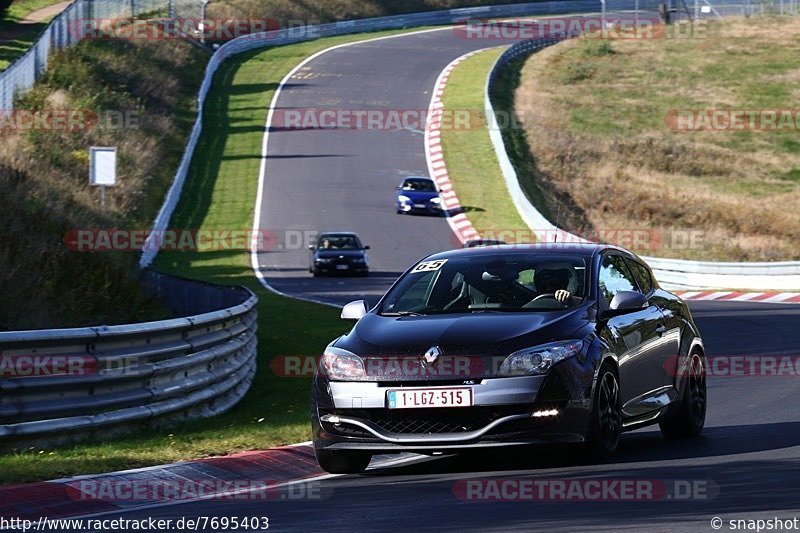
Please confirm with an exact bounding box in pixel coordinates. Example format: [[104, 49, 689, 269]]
[[430, 197, 442, 204], [352, 257, 366, 263], [397, 195, 412, 203], [497, 340, 583, 377], [320, 346, 367, 381], [315, 258, 332, 263]]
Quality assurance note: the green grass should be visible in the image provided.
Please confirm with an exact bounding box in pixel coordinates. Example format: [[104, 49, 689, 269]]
[[439, 47, 530, 240], [0, 23, 45, 70], [6, 0, 67, 20], [0, 27, 428, 485], [1, 0, 66, 71]]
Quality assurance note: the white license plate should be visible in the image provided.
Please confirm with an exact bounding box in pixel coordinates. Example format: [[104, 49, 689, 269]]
[[336, 265, 349, 270], [387, 388, 473, 409], [413, 203, 426, 209]]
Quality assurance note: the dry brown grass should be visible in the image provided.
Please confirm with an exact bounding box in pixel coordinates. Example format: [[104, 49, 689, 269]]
[[514, 17, 800, 261], [0, 36, 206, 330]]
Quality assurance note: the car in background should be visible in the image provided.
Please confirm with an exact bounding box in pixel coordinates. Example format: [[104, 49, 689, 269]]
[[311, 243, 706, 474], [308, 232, 370, 277], [395, 176, 443, 215], [464, 239, 506, 248]]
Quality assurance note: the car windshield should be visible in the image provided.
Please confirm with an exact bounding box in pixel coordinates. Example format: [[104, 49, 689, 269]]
[[317, 235, 361, 250], [401, 178, 436, 192], [380, 253, 588, 314]]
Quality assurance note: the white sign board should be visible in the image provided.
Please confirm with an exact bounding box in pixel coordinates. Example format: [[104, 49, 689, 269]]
[[90, 147, 117, 186]]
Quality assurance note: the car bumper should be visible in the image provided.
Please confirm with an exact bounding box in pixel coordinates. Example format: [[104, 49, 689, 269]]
[[312, 364, 595, 453], [397, 202, 443, 215], [313, 263, 368, 274]]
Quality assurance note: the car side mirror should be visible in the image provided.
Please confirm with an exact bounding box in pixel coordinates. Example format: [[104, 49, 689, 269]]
[[363, 245, 370, 250], [599, 291, 648, 320], [341, 300, 369, 320], [308, 244, 315, 250]]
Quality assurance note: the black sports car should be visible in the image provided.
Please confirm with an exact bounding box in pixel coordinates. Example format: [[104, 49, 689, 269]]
[[308, 232, 370, 277], [311, 244, 706, 474]]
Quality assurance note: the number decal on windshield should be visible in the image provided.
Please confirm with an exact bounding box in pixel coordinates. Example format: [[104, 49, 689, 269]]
[[412, 259, 448, 273]]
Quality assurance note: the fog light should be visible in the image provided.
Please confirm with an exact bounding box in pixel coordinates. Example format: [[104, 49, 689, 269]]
[[322, 414, 341, 424], [531, 409, 559, 418]]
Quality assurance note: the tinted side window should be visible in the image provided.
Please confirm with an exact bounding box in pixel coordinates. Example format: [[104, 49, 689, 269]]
[[625, 258, 654, 294], [598, 255, 640, 306]]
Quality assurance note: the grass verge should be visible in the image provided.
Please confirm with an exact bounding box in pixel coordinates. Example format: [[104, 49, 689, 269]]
[[439, 47, 532, 241], [512, 17, 800, 261], [0, 27, 428, 484]]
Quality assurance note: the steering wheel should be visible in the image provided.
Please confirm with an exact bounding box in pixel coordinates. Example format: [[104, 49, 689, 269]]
[[532, 293, 557, 301]]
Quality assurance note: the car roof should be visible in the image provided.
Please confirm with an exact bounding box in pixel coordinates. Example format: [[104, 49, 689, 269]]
[[425, 243, 629, 261], [403, 176, 433, 181], [318, 232, 360, 238]]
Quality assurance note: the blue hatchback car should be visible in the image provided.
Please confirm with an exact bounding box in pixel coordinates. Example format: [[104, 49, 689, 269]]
[[395, 176, 443, 215]]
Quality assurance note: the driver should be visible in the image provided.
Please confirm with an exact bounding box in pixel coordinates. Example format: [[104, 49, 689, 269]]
[[534, 268, 580, 305]]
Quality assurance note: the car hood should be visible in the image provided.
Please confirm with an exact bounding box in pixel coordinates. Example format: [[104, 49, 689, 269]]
[[397, 190, 439, 201], [334, 309, 590, 380]]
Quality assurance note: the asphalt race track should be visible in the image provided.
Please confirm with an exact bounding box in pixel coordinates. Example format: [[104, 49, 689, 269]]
[[255, 28, 524, 306], [105, 28, 800, 532]]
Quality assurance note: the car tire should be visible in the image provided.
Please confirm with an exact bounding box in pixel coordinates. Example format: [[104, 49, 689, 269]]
[[312, 269, 320, 277], [587, 363, 622, 460], [315, 449, 371, 474], [660, 352, 706, 438], [396, 209, 403, 215]]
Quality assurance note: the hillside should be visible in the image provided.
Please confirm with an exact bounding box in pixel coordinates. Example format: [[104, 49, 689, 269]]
[[0, 34, 206, 329]]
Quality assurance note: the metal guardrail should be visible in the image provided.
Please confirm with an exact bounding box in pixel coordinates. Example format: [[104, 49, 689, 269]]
[[0, 270, 257, 446], [484, 18, 800, 291]]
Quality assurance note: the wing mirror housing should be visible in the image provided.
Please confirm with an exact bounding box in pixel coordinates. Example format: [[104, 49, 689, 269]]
[[599, 291, 648, 320], [341, 300, 369, 320], [363, 245, 370, 250]]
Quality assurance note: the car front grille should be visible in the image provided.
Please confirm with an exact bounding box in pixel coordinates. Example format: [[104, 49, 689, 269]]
[[324, 406, 531, 436]]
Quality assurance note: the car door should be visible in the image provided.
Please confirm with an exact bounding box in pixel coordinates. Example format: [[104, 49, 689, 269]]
[[597, 253, 668, 418], [625, 257, 682, 392]]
